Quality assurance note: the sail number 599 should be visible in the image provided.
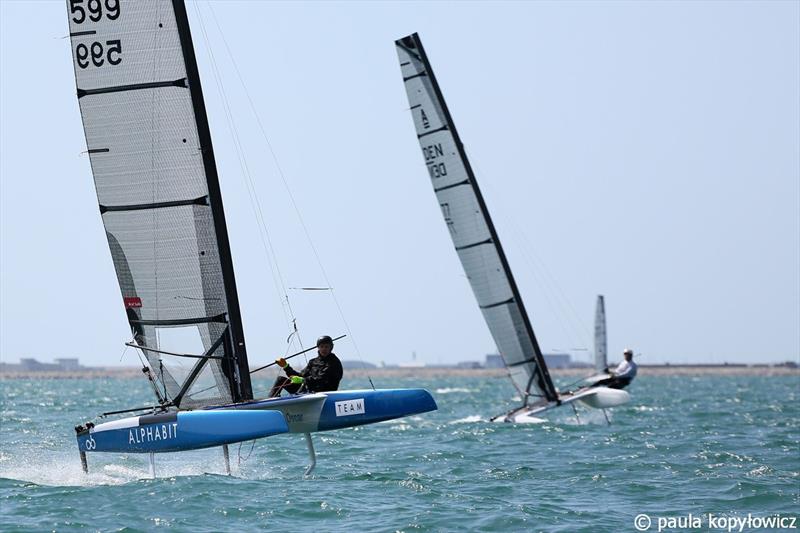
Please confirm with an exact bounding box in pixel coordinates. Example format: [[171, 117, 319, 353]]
[[70, 0, 120, 24], [76, 40, 122, 69]]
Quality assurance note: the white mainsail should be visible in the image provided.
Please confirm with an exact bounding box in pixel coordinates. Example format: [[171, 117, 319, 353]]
[[395, 34, 558, 404], [67, 0, 252, 407], [594, 295, 608, 373]]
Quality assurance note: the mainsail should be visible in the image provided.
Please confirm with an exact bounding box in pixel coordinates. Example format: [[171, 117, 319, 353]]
[[67, 0, 252, 407], [594, 295, 607, 373], [396, 34, 558, 404]]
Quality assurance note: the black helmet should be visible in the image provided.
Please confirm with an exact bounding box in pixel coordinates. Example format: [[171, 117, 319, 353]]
[[316, 335, 334, 347]]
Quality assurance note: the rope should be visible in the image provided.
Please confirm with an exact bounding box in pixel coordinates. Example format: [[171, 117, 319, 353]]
[[466, 149, 593, 355], [202, 3, 374, 382], [193, 3, 303, 353]]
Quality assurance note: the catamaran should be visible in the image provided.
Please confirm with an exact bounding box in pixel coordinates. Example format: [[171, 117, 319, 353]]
[[66, 1, 436, 477], [395, 33, 627, 423]]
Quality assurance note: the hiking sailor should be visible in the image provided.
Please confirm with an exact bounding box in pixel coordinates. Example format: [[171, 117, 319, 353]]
[[594, 348, 637, 390], [269, 335, 344, 397]]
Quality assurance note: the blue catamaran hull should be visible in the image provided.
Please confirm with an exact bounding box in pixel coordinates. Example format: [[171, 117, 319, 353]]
[[76, 410, 289, 454], [210, 389, 437, 433]]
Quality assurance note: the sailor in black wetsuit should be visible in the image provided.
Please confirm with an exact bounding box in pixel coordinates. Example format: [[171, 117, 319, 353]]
[[269, 335, 343, 397]]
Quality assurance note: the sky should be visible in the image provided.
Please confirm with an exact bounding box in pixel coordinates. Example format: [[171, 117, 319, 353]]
[[1, 0, 798, 368]]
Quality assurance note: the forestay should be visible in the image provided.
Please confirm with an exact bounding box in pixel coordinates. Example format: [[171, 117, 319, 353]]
[[395, 33, 558, 404], [595, 295, 607, 372], [67, 0, 252, 407]]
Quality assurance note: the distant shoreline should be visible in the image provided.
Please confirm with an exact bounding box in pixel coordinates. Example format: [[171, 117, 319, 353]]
[[1, 365, 797, 380]]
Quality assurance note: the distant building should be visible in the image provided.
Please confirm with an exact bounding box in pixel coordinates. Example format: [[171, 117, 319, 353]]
[[484, 354, 504, 368], [55, 358, 81, 370], [398, 361, 426, 368], [4, 358, 85, 372], [485, 352, 572, 369], [19, 358, 47, 371], [456, 361, 482, 369], [543, 353, 570, 369], [341, 360, 377, 370]]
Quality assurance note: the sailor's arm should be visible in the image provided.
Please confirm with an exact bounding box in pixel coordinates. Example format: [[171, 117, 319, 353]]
[[275, 357, 300, 377]]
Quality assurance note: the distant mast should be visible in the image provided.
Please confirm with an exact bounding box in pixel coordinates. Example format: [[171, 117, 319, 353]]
[[594, 295, 607, 372], [67, 0, 252, 406], [395, 33, 558, 404]]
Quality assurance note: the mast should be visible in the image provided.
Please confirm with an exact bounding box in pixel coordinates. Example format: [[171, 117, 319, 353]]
[[396, 34, 558, 402], [172, 0, 252, 402]]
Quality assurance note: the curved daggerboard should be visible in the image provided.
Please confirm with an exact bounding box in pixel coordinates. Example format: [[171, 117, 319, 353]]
[[66, 0, 252, 407], [395, 33, 558, 404]]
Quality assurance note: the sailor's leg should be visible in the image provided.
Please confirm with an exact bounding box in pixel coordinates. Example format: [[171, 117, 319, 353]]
[[303, 433, 316, 476], [148, 452, 156, 479], [223, 444, 231, 475], [80, 451, 88, 474], [607, 377, 631, 390]]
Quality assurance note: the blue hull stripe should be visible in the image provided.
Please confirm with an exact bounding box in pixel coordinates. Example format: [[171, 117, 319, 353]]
[[76, 410, 288, 453]]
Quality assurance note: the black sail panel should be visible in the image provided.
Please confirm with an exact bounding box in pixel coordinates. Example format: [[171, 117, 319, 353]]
[[396, 33, 558, 403], [67, 0, 252, 406]]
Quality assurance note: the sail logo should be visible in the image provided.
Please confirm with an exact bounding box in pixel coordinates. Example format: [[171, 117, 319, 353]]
[[334, 399, 365, 417], [123, 297, 142, 308], [129, 423, 178, 445]]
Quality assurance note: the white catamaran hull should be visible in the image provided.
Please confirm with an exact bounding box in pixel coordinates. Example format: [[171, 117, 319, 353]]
[[491, 386, 630, 423]]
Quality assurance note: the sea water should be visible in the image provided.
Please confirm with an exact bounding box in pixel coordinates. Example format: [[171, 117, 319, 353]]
[[1, 374, 797, 532]]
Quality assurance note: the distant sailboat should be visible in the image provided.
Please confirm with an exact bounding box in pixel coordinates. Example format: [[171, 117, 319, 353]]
[[395, 33, 628, 423], [67, 1, 435, 476]]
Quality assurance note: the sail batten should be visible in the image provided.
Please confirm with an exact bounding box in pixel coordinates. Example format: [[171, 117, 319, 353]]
[[68, 0, 252, 407], [396, 33, 558, 403]]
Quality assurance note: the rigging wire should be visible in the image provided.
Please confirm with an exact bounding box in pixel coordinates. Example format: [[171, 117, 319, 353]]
[[193, 3, 304, 356], [466, 149, 594, 355], [202, 2, 374, 383]]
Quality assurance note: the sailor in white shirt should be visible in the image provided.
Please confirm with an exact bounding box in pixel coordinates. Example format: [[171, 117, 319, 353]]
[[595, 349, 637, 389]]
